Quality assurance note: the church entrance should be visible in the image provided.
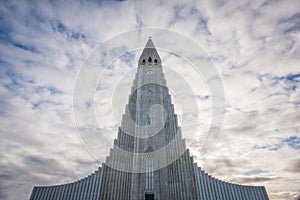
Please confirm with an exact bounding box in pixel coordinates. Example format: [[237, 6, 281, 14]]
[[145, 193, 154, 200]]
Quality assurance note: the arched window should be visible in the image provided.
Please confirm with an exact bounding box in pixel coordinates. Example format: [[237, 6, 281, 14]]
[[142, 59, 146, 65], [146, 155, 154, 190], [148, 57, 152, 62], [154, 59, 158, 64]]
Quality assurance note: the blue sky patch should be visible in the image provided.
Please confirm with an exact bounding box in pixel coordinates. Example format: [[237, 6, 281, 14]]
[[50, 20, 85, 41], [283, 136, 300, 150], [286, 73, 300, 82], [256, 136, 300, 151], [120, 52, 135, 66], [13, 42, 36, 52], [244, 169, 267, 176]]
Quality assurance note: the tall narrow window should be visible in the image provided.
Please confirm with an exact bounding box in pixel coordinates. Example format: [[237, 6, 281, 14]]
[[146, 155, 154, 190]]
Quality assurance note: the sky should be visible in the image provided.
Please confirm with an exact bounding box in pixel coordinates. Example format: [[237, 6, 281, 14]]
[[0, 0, 300, 199]]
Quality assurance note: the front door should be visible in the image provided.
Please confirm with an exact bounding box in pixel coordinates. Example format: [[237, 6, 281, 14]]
[[145, 193, 154, 200]]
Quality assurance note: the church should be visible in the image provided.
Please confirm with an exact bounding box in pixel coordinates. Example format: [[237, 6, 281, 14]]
[[29, 39, 269, 200]]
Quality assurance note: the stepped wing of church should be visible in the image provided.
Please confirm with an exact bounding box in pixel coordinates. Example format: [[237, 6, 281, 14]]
[[29, 39, 269, 200]]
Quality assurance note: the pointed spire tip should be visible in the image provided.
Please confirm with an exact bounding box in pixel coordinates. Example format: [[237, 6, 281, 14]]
[[145, 38, 155, 48]]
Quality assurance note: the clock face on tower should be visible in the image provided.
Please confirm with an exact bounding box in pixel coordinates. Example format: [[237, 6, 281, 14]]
[[147, 70, 153, 76]]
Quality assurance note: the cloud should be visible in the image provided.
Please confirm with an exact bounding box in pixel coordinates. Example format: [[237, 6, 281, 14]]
[[0, 0, 299, 200], [286, 159, 300, 173]]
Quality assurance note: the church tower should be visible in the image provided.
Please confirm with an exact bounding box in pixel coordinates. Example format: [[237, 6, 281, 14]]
[[29, 39, 270, 200], [98, 38, 198, 200]]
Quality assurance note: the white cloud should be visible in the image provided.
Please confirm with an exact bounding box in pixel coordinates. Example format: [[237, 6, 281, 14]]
[[0, 0, 299, 199]]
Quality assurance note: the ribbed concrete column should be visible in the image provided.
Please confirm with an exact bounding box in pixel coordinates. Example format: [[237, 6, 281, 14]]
[[83, 177, 89, 199], [96, 171, 101, 200], [71, 182, 76, 199], [236, 185, 242, 200], [193, 166, 200, 200], [99, 166, 108, 199], [253, 187, 259, 200], [95, 171, 100, 200], [62, 184, 69, 200], [255, 187, 261, 200], [95, 167, 102, 200], [91, 172, 97, 200], [58, 185, 64, 199], [43, 187, 49, 200], [67, 183, 72, 199], [214, 180, 219, 200], [232, 184, 239, 200], [80, 178, 86, 200], [71, 183, 77, 200], [199, 168, 204, 200], [36, 187, 42, 200], [262, 187, 269, 200], [85, 175, 92, 199], [230, 183, 235, 199], [255, 187, 263, 200], [220, 180, 226, 200], [69, 182, 76, 200], [75, 181, 81, 200], [29, 187, 36, 200], [217, 179, 224, 200], [220, 181, 227, 200], [207, 174, 214, 199], [212, 178, 217, 200], [57, 185, 63, 200], [79, 180, 84, 200], [79, 178, 85, 200], [203, 172, 210, 200], [55, 186, 60, 199], [33, 187, 41, 200], [216, 181, 223, 200], [47, 187, 54, 200], [252, 186, 258, 200], [250, 186, 256, 200], [227, 183, 232, 200], [201, 170, 207, 200], [89, 172, 96, 200], [45, 187, 51, 200], [245, 186, 251, 200], [259, 187, 266, 200], [61, 184, 67, 200], [237, 185, 243, 200], [250, 186, 257, 200], [53, 186, 58, 199]]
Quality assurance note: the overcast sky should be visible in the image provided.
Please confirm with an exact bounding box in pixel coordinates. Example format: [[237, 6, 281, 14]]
[[0, 0, 300, 199]]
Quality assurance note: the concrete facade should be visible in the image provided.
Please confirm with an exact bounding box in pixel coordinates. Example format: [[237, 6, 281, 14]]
[[29, 39, 269, 200]]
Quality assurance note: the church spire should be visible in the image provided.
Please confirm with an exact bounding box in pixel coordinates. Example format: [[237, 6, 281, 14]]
[[139, 38, 161, 66], [145, 37, 155, 48]]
